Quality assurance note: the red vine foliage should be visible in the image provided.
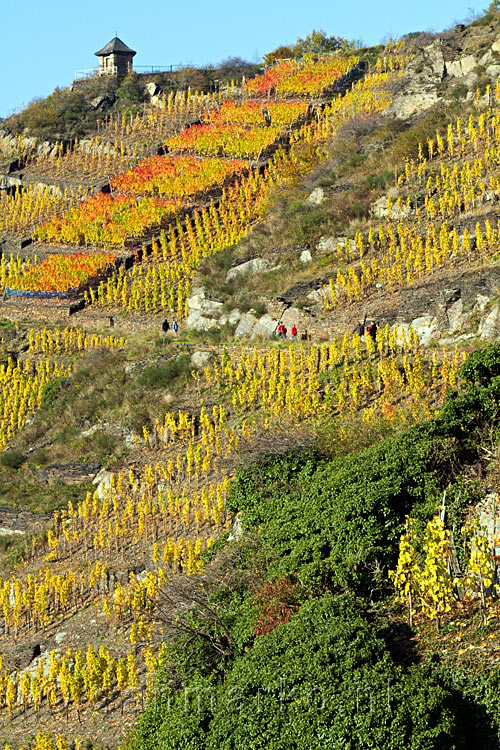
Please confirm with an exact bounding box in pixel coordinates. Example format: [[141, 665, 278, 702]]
[[252, 576, 299, 636]]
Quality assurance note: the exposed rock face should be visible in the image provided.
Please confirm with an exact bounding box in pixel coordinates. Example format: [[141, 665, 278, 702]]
[[90, 95, 112, 110], [307, 187, 325, 205], [226, 258, 269, 282], [0, 174, 23, 189], [228, 514, 243, 541], [446, 298, 464, 333], [0, 527, 24, 536], [371, 196, 411, 220], [445, 54, 477, 77], [92, 469, 113, 500], [316, 236, 339, 254], [199, 299, 224, 316], [300, 249, 312, 263], [316, 235, 359, 262], [186, 287, 225, 330], [219, 309, 242, 326], [486, 64, 500, 78], [353, 266, 500, 347], [408, 315, 438, 345], [253, 314, 279, 337], [281, 307, 302, 330], [478, 306, 500, 339], [234, 312, 257, 337], [145, 82, 160, 98], [191, 350, 212, 369], [79, 138, 121, 156], [385, 39, 445, 118], [186, 312, 220, 331]]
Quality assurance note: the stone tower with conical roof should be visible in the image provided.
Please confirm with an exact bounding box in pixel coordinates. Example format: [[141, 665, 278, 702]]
[[95, 36, 136, 75]]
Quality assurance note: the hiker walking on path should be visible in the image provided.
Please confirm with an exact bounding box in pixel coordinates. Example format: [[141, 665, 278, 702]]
[[172, 321, 179, 335], [352, 321, 364, 337], [291, 325, 297, 340], [366, 320, 378, 342], [353, 313, 367, 338], [162, 319, 170, 333], [277, 323, 287, 338]]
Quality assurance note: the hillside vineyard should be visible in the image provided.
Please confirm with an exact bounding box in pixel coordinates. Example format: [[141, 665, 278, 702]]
[[2, 20, 500, 749]]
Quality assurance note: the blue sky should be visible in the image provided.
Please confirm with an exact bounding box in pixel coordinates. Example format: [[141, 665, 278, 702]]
[[0, 0, 487, 119]]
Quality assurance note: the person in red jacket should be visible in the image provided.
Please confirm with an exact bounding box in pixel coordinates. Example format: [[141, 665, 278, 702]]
[[277, 323, 286, 338], [291, 325, 297, 340]]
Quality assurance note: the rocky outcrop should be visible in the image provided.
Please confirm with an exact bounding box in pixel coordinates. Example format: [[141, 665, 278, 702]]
[[366, 268, 500, 345], [145, 82, 160, 98], [185, 279, 307, 338], [234, 307, 303, 338], [234, 312, 258, 337], [191, 350, 212, 369], [186, 287, 224, 330], [90, 95, 113, 110], [226, 257, 270, 282], [307, 187, 325, 205], [371, 196, 411, 220], [445, 54, 477, 77], [35, 461, 100, 485], [478, 305, 500, 339], [385, 39, 445, 119], [93, 468, 114, 500]]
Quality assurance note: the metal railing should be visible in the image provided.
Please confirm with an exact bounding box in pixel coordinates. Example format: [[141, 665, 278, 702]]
[[74, 68, 100, 79], [134, 65, 183, 73], [74, 64, 184, 80]]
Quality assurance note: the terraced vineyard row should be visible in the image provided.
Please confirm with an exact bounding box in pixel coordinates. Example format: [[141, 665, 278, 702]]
[[321, 81, 500, 308], [1, 49, 402, 305]]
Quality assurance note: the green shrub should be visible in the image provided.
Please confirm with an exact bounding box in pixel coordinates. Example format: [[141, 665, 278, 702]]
[[252, 301, 267, 317], [0, 450, 26, 470], [451, 84, 468, 100], [31, 448, 48, 467], [364, 169, 393, 190], [228, 427, 448, 592], [318, 169, 337, 187], [132, 595, 461, 750], [459, 343, 500, 385], [138, 355, 192, 388], [471, 11, 497, 26], [40, 376, 66, 408], [439, 664, 500, 748], [0, 533, 25, 570], [91, 431, 119, 457]]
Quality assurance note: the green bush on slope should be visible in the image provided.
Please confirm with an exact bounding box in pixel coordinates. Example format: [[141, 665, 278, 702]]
[[133, 595, 460, 750]]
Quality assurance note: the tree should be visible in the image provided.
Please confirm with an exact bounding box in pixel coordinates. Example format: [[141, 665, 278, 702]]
[[293, 29, 346, 57], [173, 67, 210, 91], [213, 57, 257, 81], [115, 73, 145, 115], [263, 45, 295, 67], [263, 29, 352, 67]]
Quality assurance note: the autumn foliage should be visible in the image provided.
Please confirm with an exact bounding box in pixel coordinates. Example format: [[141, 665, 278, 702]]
[[253, 576, 299, 636], [110, 155, 247, 198], [7, 252, 115, 292]]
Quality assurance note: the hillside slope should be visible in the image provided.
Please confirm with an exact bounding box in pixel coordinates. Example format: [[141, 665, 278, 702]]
[[2, 11, 500, 750]]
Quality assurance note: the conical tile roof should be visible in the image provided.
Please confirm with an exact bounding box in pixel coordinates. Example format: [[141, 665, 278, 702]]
[[95, 37, 136, 56]]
